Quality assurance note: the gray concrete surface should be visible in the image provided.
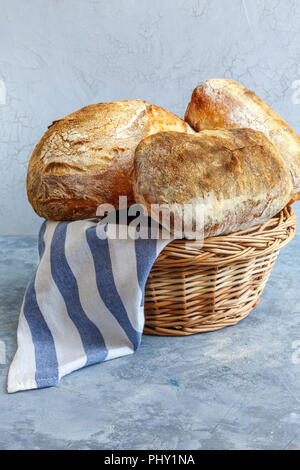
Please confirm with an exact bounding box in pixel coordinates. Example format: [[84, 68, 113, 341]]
[[0, 205, 300, 449]]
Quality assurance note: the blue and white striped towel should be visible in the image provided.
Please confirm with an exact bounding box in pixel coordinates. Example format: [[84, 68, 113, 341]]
[[8, 218, 170, 393]]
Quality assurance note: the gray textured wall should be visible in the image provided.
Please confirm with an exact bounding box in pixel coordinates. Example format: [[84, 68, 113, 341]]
[[1, 0, 300, 235]]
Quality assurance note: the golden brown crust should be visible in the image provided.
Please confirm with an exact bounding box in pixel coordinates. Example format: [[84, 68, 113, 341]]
[[134, 130, 292, 237], [184, 78, 300, 201], [147, 104, 193, 136], [27, 100, 193, 220]]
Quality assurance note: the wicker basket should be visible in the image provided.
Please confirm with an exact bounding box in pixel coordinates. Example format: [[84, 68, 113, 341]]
[[144, 206, 296, 336]]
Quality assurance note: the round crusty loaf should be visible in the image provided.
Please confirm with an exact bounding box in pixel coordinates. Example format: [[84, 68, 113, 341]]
[[184, 78, 300, 202], [27, 100, 194, 220], [134, 129, 293, 238]]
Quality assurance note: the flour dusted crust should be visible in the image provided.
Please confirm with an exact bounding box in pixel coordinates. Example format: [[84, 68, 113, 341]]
[[27, 100, 194, 220], [134, 130, 292, 237], [184, 78, 300, 201]]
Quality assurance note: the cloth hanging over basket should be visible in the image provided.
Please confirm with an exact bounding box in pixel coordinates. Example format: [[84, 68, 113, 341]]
[[8, 218, 170, 393]]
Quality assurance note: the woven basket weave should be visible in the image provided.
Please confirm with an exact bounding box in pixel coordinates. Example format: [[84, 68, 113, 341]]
[[144, 206, 296, 336]]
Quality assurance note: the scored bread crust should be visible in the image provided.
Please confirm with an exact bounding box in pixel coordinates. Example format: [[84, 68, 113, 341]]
[[27, 100, 193, 220], [184, 78, 300, 201], [134, 130, 292, 238]]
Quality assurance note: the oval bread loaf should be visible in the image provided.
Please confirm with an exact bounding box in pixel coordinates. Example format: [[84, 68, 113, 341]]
[[134, 129, 293, 238], [184, 78, 300, 201], [27, 100, 194, 220]]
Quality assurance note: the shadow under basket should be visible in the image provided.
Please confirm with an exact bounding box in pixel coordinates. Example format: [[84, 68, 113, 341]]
[[144, 206, 296, 336]]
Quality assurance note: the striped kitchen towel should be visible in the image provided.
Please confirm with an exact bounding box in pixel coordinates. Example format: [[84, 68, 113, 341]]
[[8, 217, 170, 393]]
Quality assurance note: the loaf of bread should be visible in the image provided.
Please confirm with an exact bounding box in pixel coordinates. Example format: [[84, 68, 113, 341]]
[[184, 78, 300, 202], [27, 100, 194, 220], [134, 130, 292, 238]]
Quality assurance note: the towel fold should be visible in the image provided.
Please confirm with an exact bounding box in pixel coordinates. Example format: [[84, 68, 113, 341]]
[[8, 217, 170, 393]]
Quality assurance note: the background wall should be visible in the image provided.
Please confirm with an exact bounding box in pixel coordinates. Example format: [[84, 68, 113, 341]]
[[1, 0, 300, 235]]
